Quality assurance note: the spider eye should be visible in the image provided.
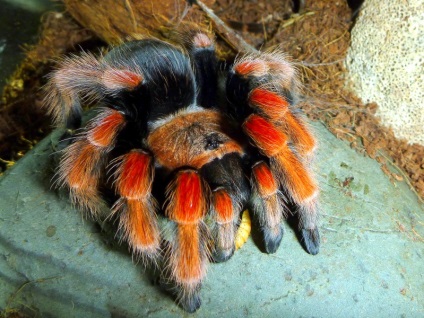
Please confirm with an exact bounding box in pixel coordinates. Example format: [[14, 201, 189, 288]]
[[204, 133, 223, 150]]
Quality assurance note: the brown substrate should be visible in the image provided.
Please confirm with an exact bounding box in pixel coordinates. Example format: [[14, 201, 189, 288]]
[[0, 12, 96, 172], [259, 1, 424, 198], [0, 0, 422, 200]]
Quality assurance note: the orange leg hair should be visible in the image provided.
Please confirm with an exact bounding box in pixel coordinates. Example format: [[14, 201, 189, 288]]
[[231, 53, 320, 254], [164, 170, 209, 312], [243, 115, 320, 253], [243, 115, 319, 254], [251, 161, 285, 253], [58, 109, 126, 217], [43, 52, 143, 127], [60, 140, 104, 216], [112, 150, 160, 259], [280, 112, 316, 157], [247, 88, 316, 157], [87, 109, 126, 148], [234, 59, 270, 77], [211, 188, 238, 261], [248, 88, 289, 121], [243, 114, 318, 204]]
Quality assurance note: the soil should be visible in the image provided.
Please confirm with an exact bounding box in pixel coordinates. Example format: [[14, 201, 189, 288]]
[[0, 0, 423, 201], [0, 12, 96, 171]]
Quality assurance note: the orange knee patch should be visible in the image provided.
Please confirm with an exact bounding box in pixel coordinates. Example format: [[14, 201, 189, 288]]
[[115, 150, 153, 199], [249, 88, 289, 121], [213, 189, 234, 223], [193, 33, 213, 48], [166, 171, 207, 223], [243, 114, 287, 157], [252, 162, 278, 197], [87, 110, 125, 148], [234, 59, 269, 77], [102, 68, 143, 91]]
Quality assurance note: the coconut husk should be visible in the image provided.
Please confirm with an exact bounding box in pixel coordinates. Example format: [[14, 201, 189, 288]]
[[63, 0, 215, 44]]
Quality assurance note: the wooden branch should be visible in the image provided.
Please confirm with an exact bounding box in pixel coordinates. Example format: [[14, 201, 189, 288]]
[[194, 0, 258, 54]]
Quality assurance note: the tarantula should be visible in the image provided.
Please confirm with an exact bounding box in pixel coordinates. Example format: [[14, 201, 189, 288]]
[[44, 33, 320, 312]]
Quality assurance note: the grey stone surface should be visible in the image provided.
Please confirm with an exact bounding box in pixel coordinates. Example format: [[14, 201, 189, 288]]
[[346, 0, 424, 145], [1, 123, 424, 317]]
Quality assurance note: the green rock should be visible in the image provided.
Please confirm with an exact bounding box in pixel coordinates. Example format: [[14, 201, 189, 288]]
[[1, 123, 423, 317]]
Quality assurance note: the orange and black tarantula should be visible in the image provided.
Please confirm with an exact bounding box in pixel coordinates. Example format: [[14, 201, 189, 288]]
[[44, 33, 320, 312]]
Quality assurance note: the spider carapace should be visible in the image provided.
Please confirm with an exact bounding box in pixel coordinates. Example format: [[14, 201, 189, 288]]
[[44, 32, 320, 312]]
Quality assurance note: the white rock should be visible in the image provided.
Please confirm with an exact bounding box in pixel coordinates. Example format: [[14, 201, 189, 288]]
[[346, 0, 424, 145]]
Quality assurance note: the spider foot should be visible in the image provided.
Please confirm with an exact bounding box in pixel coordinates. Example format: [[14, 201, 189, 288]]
[[212, 242, 235, 263], [178, 288, 202, 313], [301, 228, 320, 255], [263, 224, 284, 254], [157, 276, 202, 313]]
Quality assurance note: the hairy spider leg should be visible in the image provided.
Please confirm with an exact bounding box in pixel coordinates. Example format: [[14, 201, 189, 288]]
[[103, 39, 197, 123], [189, 32, 219, 108], [200, 153, 251, 262], [164, 170, 209, 313], [250, 161, 285, 253], [57, 109, 126, 217], [247, 85, 320, 255], [147, 106, 247, 311], [43, 52, 143, 129], [227, 55, 320, 254], [111, 150, 160, 260], [248, 88, 316, 157], [47, 43, 173, 257], [243, 114, 320, 254], [189, 33, 253, 259], [212, 188, 236, 256]]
